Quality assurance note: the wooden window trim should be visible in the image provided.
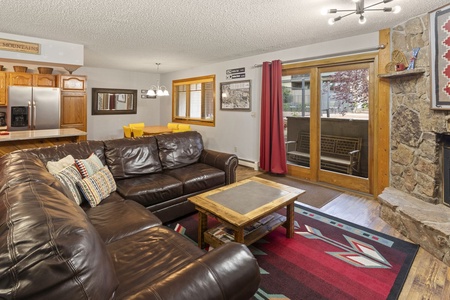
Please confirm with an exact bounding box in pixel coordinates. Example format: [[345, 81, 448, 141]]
[[172, 75, 215, 127]]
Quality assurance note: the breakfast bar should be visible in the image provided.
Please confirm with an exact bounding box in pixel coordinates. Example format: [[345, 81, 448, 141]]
[[0, 128, 87, 157]]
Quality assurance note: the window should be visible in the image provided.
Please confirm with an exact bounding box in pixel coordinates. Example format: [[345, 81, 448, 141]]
[[172, 75, 215, 126]]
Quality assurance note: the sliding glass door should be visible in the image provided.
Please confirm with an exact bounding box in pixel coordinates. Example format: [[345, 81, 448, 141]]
[[319, 64, 369, 178], [283, 54, 375, 193], [283, 72, 311, 169]]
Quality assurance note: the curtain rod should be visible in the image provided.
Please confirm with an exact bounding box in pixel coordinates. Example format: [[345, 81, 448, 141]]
[[252, 44, 385, 68]]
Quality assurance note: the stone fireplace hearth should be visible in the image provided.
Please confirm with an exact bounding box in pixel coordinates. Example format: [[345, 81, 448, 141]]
[[379, 14, 450, 266], [379, 188, 450, 265]]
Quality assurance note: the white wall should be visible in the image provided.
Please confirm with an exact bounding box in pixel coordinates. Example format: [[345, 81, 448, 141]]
[[76, 67, 161, 140], [0, 31, 379, 158], [160, 32, 379, 165], [0, 32, 83, 66]]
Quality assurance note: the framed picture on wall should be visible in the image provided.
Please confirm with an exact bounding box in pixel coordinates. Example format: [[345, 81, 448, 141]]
[[220, 80, 251, 111], [431, 4, 450, 109]]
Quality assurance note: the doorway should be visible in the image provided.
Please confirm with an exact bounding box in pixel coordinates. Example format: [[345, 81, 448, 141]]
[[282, 54, 376, 194]]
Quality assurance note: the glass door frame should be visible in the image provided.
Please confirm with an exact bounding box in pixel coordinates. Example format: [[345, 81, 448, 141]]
[[283, 53, 378, 194]]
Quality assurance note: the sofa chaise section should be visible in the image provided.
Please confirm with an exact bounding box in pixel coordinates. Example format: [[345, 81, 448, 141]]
[[0, 131, 260, 299]]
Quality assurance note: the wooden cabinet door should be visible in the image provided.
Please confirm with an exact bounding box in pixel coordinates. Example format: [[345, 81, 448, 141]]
[[9, 72, 33, 86], [0, 72, 6, 106], [60, 93, 87, 129], [59, 75, 87, 140], [33, 74, 57, 87], [59, 75, 86, 92], [60, 92, 87, 140]]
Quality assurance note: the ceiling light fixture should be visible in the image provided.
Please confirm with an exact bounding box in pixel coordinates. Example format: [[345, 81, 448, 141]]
[[322, 0, 401, 25], [147, 63, 169, 97]]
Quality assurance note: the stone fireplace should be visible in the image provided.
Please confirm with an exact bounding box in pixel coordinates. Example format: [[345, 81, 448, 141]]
[[379, 14, 450, 266]]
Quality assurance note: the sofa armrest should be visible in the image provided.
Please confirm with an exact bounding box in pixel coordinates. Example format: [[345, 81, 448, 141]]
[[200, 149, 238, 184], [147, 242, 260, 300]]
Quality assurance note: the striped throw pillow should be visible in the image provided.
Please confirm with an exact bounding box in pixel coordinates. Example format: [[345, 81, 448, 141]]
[[77, 166, 117, 207], [54, 164, 83, 205], [75, 153, 104, 178]]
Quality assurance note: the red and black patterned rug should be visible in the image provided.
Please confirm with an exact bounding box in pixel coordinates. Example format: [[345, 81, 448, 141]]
[[166, 203, 418, 300]]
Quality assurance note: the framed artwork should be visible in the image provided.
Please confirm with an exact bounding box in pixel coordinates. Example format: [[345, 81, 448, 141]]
[[220, 80, 251, 111], [431, 4, 450, 109]]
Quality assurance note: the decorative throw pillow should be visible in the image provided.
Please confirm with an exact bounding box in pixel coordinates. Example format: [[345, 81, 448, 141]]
[[46, 155, 75, 175], [75, 153, 104, 178], [53, 164, 84, 205], [77, 166, 117, 207]]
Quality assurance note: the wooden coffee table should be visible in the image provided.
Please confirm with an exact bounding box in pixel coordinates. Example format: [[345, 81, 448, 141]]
[[188, 176, 305, 249]]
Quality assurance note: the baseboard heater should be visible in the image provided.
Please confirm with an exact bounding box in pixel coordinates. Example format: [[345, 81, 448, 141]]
[[238, 158, 259, 171]]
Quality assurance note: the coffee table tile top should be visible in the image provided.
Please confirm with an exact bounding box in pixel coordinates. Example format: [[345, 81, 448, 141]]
[[206, 181, 288, 214], [189, 176, 305, 248], [189, 176, 304, 228]]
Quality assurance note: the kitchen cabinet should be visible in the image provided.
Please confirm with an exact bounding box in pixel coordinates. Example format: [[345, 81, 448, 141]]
[[0, 72, 6, 106], [59, 75, 86, 91], [33, 74, 57, 87], [58, 75, 87, 141], [8, 72, 57, 87], [9, 72, 33, 86]]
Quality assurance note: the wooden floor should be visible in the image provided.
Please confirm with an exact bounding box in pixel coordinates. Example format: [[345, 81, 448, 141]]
[[237, 166, 450, 300]]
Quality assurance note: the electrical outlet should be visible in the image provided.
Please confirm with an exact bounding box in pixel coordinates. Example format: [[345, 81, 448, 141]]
[[234, 146, 237, 152]]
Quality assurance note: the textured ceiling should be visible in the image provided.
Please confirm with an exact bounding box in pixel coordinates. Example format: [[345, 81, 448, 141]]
[[0, 0, 448, 73]]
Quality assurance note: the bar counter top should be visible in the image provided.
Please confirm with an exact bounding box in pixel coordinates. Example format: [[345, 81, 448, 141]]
[[0, 128, 87, 142]]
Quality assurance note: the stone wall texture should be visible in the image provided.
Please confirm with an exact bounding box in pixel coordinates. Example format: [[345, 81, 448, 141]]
[[391, 14, 449, 204]]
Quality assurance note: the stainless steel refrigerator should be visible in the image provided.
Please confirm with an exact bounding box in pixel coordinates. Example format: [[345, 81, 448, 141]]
[[7, 86, 61, 131]]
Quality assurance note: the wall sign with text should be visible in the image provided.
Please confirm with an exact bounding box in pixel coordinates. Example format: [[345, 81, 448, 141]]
[[0, 38, 40, 55], [226, 67, 245, 79]]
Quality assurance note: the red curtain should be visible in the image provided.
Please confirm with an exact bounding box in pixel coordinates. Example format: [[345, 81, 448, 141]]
[[259, 60, 287, 174]]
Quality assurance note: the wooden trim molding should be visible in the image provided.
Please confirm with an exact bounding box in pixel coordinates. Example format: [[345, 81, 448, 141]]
[[376, 28, 391, 196]]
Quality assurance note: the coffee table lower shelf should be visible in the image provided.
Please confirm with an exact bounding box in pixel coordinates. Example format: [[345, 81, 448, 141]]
[[204, 212, 287, 248]]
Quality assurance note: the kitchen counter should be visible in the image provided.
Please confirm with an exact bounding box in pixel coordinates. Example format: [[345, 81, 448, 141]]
[[0, 128, 87, 157], [0, 128, 87, 142]]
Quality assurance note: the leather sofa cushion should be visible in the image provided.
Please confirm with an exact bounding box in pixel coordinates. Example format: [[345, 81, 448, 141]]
[[163, 163, 225, 194], [143, 243, 261, 300], [0, 152, 66, 195], [87, 200, 162, 244], [0, 182, 119, 299], [104, 136, 162, 179], [156, 131, 203, 169], [115, 173, 183, 207], [107, 226, 204, 299], [80, 190, 124, 210], [25, 140, 106, 166]]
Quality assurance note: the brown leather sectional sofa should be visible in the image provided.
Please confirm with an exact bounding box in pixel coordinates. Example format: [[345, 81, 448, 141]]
[[0, 131, 261, 299]]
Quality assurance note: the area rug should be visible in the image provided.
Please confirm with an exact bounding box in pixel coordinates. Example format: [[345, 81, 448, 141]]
[[257, 173, 342, 208], [166, 204, 418, 300]]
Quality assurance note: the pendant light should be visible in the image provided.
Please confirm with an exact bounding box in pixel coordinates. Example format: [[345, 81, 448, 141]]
[[147, 63, 169, 97]]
